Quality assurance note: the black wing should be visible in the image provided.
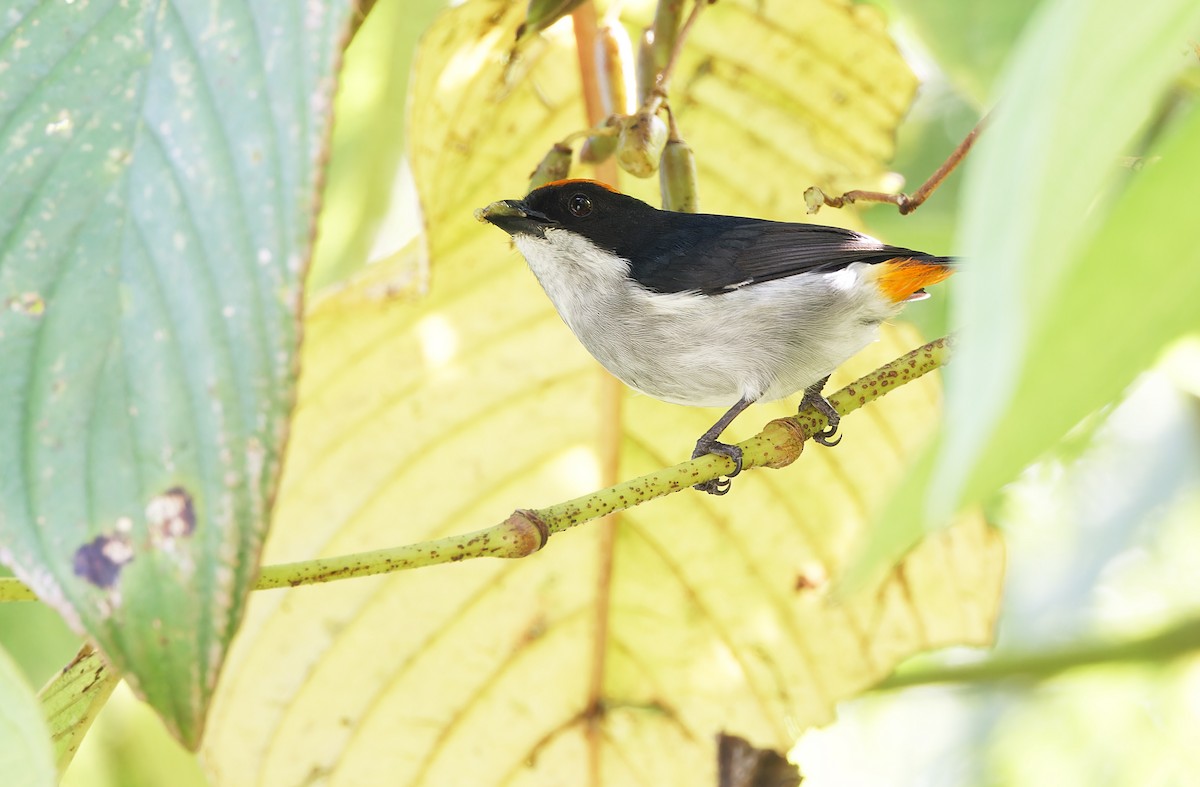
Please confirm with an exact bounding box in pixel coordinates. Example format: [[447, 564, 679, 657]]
[[622, 215, 945, 295]]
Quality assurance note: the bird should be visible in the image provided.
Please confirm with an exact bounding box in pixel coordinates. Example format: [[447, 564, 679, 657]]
[[477, 179, 952, 494]]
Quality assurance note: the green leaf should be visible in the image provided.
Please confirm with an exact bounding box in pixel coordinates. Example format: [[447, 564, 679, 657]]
[[891, 0, 1041, 103], [38, 645, 119, 774], [307, 0, 445, 292], [948, 98, 1200, 506], [0, 643, 55, 787], [940, 0, 1200, 516], [201, 0, 1004, 781], [0, 0, 353, 747], [852, 0, 1200, 581]]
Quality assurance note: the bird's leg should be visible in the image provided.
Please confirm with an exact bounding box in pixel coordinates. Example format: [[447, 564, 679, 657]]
[[691, 397, 755, 496], [799, 376, 842, 447]]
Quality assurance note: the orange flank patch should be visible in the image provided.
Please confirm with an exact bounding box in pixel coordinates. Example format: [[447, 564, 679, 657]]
[[874, 257, 954, 303], [540, 178, 619, 193]]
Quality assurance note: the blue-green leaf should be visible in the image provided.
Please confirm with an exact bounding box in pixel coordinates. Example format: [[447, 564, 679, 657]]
[[0, 0, 353, 747]]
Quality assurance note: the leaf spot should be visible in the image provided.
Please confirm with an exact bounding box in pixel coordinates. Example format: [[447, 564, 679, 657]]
[[44, 110, 73, 137], [6, 291, 45, 316], [146, 486, 197, 550], [792, 564, 827, 593], [73, 533, 135, 588]]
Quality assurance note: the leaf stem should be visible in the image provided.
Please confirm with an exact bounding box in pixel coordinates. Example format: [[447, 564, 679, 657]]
[[0, 337, 951, 600], [874, 614, 1200, 691]]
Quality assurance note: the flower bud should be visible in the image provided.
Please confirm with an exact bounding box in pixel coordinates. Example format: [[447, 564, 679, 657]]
[[803, 186, 827, 214], [580, 116, 621, 164], [616, 112, 667, 178], [659, 137, 699, 212], [528, 143, 572, 191], [580, 134, 617, 164]]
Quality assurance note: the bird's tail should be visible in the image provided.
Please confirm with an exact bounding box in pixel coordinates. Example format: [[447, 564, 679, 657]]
[[872, 255, 954, 303]]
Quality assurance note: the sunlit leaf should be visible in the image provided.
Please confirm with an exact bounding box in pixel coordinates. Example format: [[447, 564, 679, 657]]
[[203, 0, 1003, 782], [660, 0, 915, 211], [0, 0, 353, 746], [412, 0, 914, 224]]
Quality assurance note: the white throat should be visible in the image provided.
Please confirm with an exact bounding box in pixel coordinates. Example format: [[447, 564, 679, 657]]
[[512, 229, 632, 328]]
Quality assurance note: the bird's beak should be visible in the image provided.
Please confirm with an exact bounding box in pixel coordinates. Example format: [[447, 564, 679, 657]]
[[474, 199, 525, 222], [475, 199, 551, 238]]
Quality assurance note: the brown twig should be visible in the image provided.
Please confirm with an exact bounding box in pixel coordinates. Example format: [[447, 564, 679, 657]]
[[810, 113, 990, 215]]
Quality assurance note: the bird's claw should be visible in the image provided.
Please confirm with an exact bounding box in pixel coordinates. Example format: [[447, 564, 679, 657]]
[[812, 420, 842, 447], [694, 477, 732, 496], [692, 439, 743, 495], [800, 385, 842, 447]]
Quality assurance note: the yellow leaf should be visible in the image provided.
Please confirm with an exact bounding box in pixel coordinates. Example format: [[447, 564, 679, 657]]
[[204, 0, 1003, 782]]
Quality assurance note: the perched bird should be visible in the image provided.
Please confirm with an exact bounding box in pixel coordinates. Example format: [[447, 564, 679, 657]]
[[477, 179, 952, 494]]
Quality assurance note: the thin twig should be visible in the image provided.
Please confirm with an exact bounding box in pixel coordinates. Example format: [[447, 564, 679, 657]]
[[811, 113, 990, 215], [638, 0, 706, 116], [656, 0, 706, 98]]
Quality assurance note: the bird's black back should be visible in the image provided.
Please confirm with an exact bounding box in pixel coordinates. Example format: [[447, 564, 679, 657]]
[[521, 181, 948, 296]]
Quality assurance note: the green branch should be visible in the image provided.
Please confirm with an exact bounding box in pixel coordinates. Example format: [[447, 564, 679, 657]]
[[0, 337, 951, 600], [875, 615, 1200, 691]]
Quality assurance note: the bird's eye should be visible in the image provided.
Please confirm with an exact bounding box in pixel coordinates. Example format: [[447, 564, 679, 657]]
[[567, 193, 592, 217]]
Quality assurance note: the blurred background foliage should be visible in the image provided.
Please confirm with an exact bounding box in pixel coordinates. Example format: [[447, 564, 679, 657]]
[[3, 0, 1199, 783]]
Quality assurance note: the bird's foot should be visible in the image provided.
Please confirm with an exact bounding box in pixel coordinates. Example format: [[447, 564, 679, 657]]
[[691, 438, 743, 496], [799, 384, 842, 447]]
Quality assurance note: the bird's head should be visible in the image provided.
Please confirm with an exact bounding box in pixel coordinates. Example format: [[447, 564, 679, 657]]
[[476, 179, 656, 246]]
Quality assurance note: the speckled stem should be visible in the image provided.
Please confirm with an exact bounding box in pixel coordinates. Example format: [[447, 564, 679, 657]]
[[0, 337, 952, 598], [539, 335, 952, 531], [253, 510, 550, 589]]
